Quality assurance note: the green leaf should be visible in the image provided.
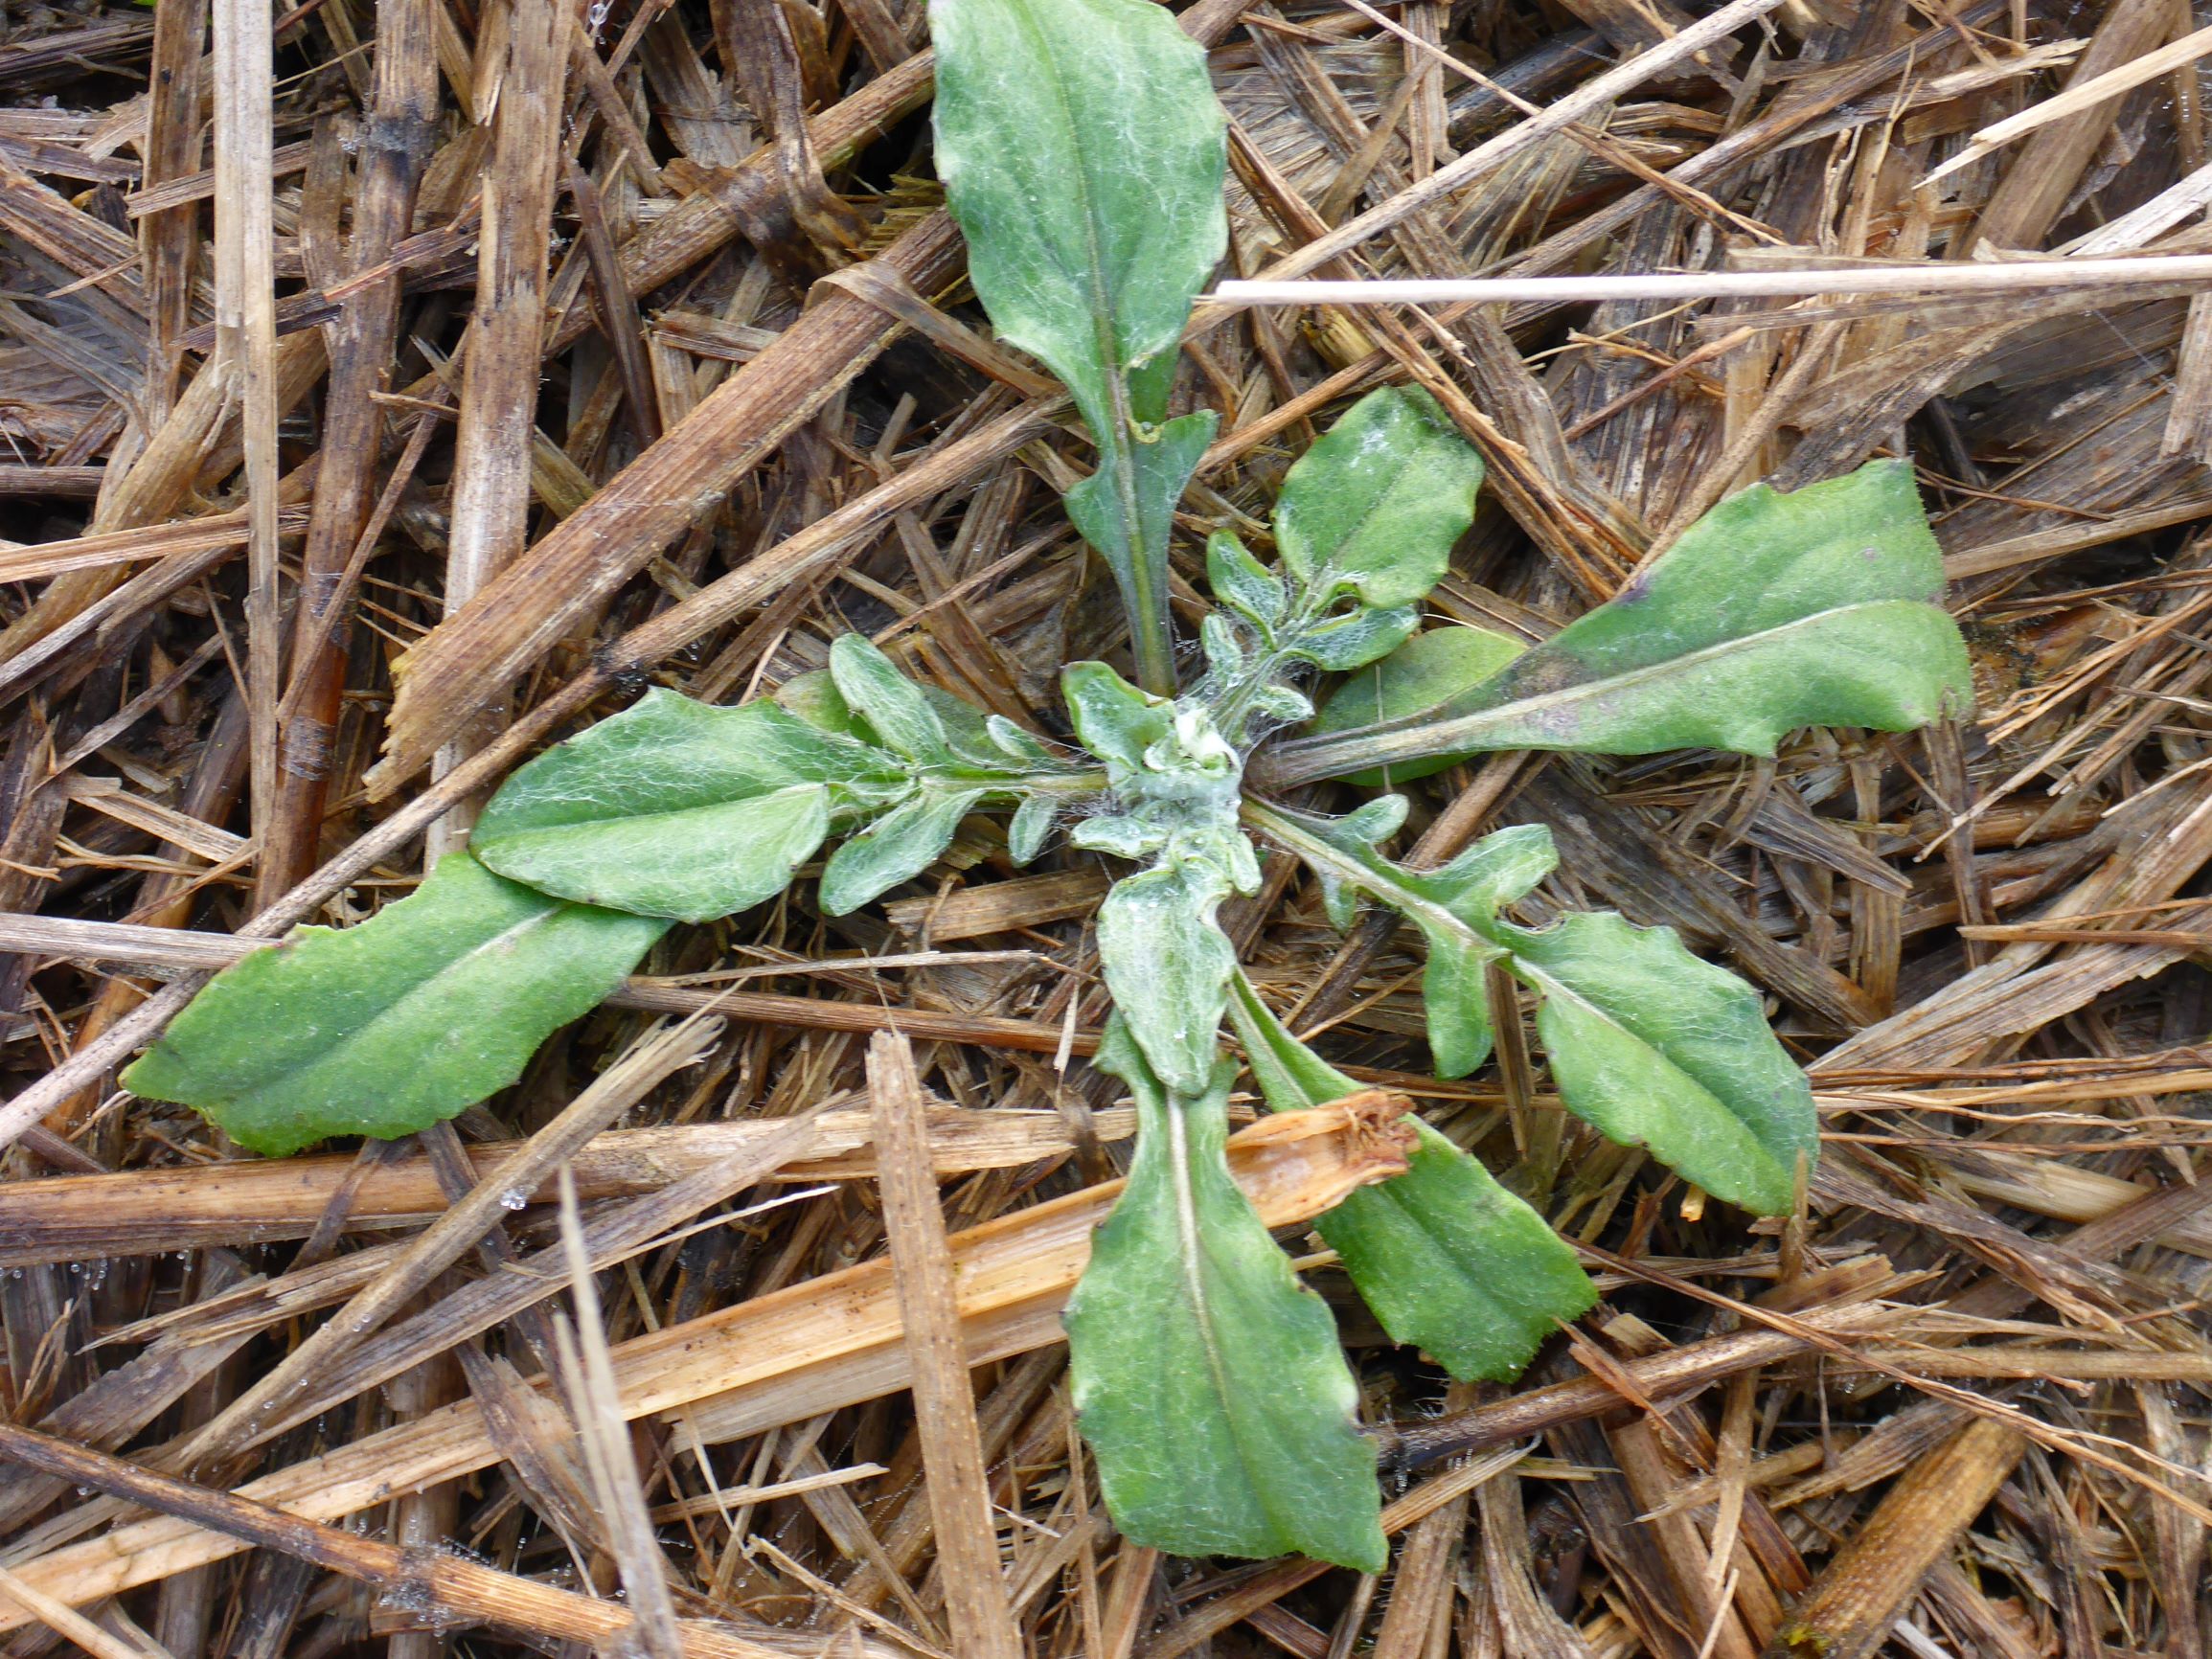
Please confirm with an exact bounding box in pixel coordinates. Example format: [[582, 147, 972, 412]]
[[1254, 801, 1819, 1215], [829, 634, 953, 765], [1272, 387, 1483, 612], [1062, 410, 1217, 688], [774, 668, 876, 741], [472, 690, 903, 922], [986, 714, 1055, 765], [1282, 602, 1418, 674], [1266, 460, 1974, 786], [818, 786, 987, 916], [1207, 529, 1286, 630], [1227, 976, 1594, 1380], [1310, 625, 1529, 786], [1413, 921, 1496, 1081], [1266, 806, 1555, 1079], [1008, 793, 1057, 865], [1499, 912, 1816, 1216], [788, 661, 1094, 788], [122, 852, 667, 1157], [1095, 852, 1239, 1097], [1064, 1019, 1386, 1570], [1061, 661, 1171, 782], [932, 0, 1225, 693], [1069, 812, 1160, 863], [931, 0, 1225, 438]]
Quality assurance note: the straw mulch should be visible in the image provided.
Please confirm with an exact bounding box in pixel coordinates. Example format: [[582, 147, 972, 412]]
[[2, 0, 2210, 1654]]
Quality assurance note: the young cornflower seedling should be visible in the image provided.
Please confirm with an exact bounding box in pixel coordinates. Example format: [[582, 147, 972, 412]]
[[125, 0, 1974, 1566]]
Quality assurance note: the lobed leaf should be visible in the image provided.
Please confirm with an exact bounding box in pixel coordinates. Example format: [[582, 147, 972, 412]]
[[1250, 804, 1816, 1214], [1064, 1020, 1387, 1570], [932, 0, 1225, 690], [1266, 460, 1973, 786], [1062, 411, 1218, 668], [123, 852, 668, 1157], [1271, 805, 1556, 1078], [472, 690, 903, 922], [1228, 975, 1595, 1380]]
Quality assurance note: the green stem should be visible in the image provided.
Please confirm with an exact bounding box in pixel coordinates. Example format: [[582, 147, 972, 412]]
[[1096, 421, 1177, 699], [1240, 799, 1478, 946], [1244, 797, 1594, 1016], [1248, 707, 1499, 791]]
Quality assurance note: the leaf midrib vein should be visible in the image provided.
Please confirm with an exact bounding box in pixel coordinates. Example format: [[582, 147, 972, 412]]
[[1279, 598, 1937, 769]]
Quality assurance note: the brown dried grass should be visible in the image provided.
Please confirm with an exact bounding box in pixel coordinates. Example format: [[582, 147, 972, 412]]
[[2, 0, 2211, 1654]]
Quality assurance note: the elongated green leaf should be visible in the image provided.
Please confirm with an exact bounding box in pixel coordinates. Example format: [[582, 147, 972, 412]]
[[785, 662, 1100, 793], [1228, 976, 1594, 1380], [932, 0, 1225, 693], [472, 691, 903, 922], [1253, 802, 1817, 1213], [1311, 625, 1528, 785], [1095, 852, 1238, 1096], [931, 0, 1224, 438], [1065, 1020, 1386, 1570], [1266, 460, 1973, 786], [123, 852, 667, 1157], [819, 786, 987, 916], [1499, 912, 1816, 1215], [1273, 387, 1484, 612]]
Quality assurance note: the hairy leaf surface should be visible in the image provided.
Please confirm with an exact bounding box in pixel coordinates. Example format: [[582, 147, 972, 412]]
[[1267, 461, 1973, 785], [818, 786, 988, 916], [1064, 1021, 1387, 1570], [932, 0, 1225, 691], [828, 633, 954, 766], [1062, 411, 1217, 659], [1263, 805, 1555, 1078], [931, 0, 1224, 437], [1229, 976, 1593, 1379], [1096, 853, 1240, 1097], [473, 690, 902, 922], [124, 852, 667, 1156], [1272, 387, 1484, 613]]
